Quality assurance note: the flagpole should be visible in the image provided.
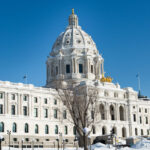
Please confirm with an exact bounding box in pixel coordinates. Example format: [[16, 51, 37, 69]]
[[23, 75, 27, 84], [136, 73, 141, 96]]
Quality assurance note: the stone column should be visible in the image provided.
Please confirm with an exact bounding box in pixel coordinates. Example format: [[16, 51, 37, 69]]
[[7, 93, 9, 114], [17, 93, 20, 115], [105, 103, 109, 120], [4, 92, 7, 114], [116, 104, 119, 120], [87, 58, 89, 74], [20, 94, 22, 115], [71, 58, 74, 73], [75, 58, 77, 73], [59, 59, 61, 74]]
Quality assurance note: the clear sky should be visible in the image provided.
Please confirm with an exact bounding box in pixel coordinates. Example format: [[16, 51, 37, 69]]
[[0, 0, 150, 97]]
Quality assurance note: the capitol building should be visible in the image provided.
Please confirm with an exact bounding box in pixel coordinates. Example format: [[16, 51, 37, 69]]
[[0, 10, 150, 148]]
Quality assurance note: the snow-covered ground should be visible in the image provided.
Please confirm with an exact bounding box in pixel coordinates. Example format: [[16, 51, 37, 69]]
[[2, 138, 150, 150]]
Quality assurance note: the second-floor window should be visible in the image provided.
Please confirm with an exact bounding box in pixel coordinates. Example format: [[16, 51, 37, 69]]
[[11, 105, 15, 115], [44, 109, 48, 118], [11, 94, 15, 100], [23, 95, 28, 101], [0, 93, 3, 99], [44, 98, 48, 104], [34, 108, 38, 117], [0, 105, 3, 114], [34, 97, 38, 103], [133, 114, 136, 122], [23, 106, 28, 116], [63, 110, 67, 119], [54, 109, 58, 119]]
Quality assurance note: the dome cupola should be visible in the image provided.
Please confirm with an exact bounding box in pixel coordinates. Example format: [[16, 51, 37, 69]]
[[69, 8, 78, 27], [46, 10, 104, 88]]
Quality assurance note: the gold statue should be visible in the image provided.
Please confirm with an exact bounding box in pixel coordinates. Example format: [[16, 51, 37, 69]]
[[72, 8, 74, 15], [100, 73, 113, 83]]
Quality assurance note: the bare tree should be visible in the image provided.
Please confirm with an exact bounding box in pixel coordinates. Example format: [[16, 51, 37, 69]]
[[56, 82, 99, 150]]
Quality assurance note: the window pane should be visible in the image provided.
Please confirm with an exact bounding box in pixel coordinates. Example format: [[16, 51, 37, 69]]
[[0, 93, 3, 99], [66, 64, 70, 73], [0, 105, 3, 114], [79, 64, 83, 73]]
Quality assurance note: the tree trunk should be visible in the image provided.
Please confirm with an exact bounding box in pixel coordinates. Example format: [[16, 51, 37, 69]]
[[79, 134, 89, 150]]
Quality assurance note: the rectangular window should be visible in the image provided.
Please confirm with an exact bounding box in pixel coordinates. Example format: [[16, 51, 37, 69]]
[[54, 109, 58, 119], [11, 105, 15, 115], [23, 95, 27, 101], [66, 64, 70, 73], [63, 110, 67, 119], [44, 109, 48, 118], [140, 116, 142, 124], [0, 104, 3, 114], [23, 106, 28, 116], [11, 94, 15, 100], [91, 65, 93, 73], [54, 99, 57, 105], [133, 114, 136, 122], [44, 98, 48, 104], [0, 93, 3, 99], [34, 108, 38, 117], [34, 97, 38, 103], [145, 109, 147, 113], [79, 64, 83, 73], [56, 66, 58, 75]]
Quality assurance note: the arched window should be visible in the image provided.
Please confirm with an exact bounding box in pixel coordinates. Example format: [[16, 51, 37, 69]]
[[0, 122, 4, 132], [63, 110, 67, 119], [64, 126, 68, 135], [55, 125, 58, 134], [73, 126, 76, 135], [102, 126, 106, 135], [45, 125, 49, 134], [100, 104, 105, 120], [110, 105, 115, 120], [122, 127, 126, 137], [24, 123, 29, 133], [119, 106, 124, 121], [35, 124, 39, 134], [12, 123, 17, 133]]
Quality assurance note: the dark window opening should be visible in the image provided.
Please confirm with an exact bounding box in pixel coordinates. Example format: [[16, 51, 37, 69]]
[[66, 64, 70, 73], [79, 64, 83, 73], [91, 65, 93, 73]]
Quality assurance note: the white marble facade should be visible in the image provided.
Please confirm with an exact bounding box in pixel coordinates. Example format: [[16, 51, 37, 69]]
[[0, 10, 150, 147]]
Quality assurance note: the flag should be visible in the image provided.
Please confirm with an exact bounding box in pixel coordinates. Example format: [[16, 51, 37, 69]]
[[23, 75, 27, 79]]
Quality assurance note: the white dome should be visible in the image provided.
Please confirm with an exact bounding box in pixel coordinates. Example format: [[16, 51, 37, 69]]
[[50, 11, 98, 57]]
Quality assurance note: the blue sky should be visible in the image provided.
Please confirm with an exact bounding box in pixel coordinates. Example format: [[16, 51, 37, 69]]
[[0, 0, 150, 97]]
